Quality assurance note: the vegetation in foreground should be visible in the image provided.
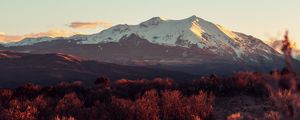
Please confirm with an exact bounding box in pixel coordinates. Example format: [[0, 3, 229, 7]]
[[0, 69, 299, 120]]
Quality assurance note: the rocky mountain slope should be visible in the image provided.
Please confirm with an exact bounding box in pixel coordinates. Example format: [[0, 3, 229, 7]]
[[1, 16, 296, 75]]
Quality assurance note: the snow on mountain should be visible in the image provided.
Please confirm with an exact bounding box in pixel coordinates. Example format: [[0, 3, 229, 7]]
[[2, 15, 276, 60], [70, 15, 265, 58], [294, 49, 300, 60], [4, 37, 55, 47], [296, 56, 300, 61], [73, 15, 241, 48]]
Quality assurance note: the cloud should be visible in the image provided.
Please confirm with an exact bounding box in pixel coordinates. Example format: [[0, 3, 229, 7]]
[[267, 40, 283, 52], [0, 34, 23, 43], [0, 29, 76, 43], [267, 39, 297, 52], [267, 39, 300, 60], [69, 20, 112, 29], [0, 32, 6, 36]]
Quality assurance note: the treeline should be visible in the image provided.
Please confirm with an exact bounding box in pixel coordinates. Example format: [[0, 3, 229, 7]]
[[0, 70, 299, 120]]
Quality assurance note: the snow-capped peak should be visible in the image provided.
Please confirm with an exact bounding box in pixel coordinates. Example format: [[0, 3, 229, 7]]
[[140, 16, 166, 26], [3, 15, 274, 59], [72, 15, 271, 59], [186, 15, 202, 21], [2, 16, 242, 49], [73, 15, 241, 47]]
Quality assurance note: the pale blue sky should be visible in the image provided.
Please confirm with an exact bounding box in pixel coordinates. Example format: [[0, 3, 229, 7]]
[[0, 0, 299, 44]]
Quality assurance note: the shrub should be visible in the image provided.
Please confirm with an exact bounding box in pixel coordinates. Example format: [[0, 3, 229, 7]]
[[1, 99, 38, 120], [55, 92, 83, 118], [160, 90, 214, 120], [94, 76, 110, 87], [131, 90, 160, 120], [109, 96, 134, 120]]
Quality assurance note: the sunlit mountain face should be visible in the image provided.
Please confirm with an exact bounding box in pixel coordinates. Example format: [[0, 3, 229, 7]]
[[2, 16, 299, 76]]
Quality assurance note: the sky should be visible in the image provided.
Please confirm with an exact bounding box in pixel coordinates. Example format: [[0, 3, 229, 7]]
[[0, 0, 299, 47]]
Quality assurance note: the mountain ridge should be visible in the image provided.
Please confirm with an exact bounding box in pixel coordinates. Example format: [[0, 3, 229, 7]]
[[0, 50, 196, 87], [1, 16, 297, 75], [3, 16, 280, 60]]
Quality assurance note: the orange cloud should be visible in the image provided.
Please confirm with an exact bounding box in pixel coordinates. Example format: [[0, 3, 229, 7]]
[[69, 20, 112, 29], [0, 34, 23, 43], [0, 32, 6, 36], [267, 39, 300, 60], [0, 29, 76, 43]]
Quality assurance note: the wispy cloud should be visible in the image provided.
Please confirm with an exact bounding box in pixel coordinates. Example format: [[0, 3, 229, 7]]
[[0, 33, 23, 43], [0, 32, 6, 36], [69, 20, 112, 29], [267, 39, 300, 60], [0, 29, 77, 43], [267, 39, 297, 52]]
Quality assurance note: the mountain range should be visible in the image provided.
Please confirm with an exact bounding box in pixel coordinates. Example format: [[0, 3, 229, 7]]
[[1, 15, 299, 76]]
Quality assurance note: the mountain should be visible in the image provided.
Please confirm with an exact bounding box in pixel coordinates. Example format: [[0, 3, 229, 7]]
[[0, 51, 195, 87], [1, 15, 297, 75], [293, 49, 300, 60]]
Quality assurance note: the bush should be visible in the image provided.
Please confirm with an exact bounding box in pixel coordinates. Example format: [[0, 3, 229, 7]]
[[55, 92, 83, 118]]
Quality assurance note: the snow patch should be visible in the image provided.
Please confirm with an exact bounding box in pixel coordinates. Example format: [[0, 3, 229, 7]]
[[4, 37, 55, 47]]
